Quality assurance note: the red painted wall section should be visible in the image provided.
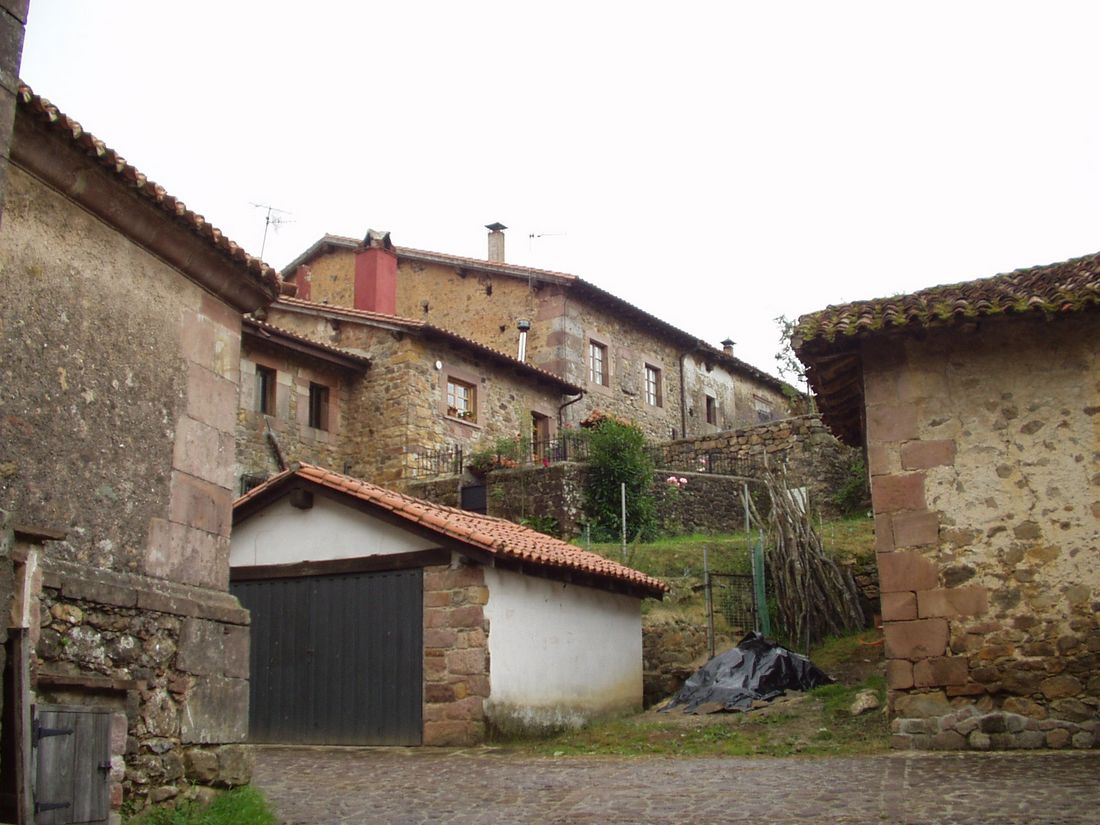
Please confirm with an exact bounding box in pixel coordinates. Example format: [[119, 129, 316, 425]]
[[354, 246, 397, 314], [294, 265, 312, 301]]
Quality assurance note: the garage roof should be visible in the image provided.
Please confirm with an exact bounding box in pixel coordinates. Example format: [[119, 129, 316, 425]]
[[235, 463, 668, 599]]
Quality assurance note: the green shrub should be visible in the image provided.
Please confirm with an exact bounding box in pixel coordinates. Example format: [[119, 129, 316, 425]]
[[582, 419, 657, 542], [832, 457, 869, 515]]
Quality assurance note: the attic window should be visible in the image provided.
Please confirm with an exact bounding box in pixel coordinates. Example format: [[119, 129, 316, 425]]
[[705, 394, 717, 426], [754, 395, 775, 423]]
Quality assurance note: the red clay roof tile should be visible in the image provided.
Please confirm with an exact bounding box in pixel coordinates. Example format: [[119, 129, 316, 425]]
[[235, 464, 667, 597]]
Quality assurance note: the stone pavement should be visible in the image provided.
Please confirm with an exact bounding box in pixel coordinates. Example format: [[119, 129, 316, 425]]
[[251, 746, 1100, 824]]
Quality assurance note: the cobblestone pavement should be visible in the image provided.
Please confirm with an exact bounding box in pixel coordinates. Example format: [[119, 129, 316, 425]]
[[252, 746, 1100, 824]]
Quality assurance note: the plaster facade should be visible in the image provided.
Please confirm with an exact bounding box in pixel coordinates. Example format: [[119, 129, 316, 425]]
[[482, 567, 643, 733], [865, 315, 1100, 749]]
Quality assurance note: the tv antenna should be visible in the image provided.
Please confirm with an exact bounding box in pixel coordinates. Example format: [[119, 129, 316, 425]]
[[252, 202, 293, 260], [528, 231, 566, 254]]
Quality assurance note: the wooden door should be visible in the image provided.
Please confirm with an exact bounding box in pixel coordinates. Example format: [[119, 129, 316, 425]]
[[33, 704, 110, 825]]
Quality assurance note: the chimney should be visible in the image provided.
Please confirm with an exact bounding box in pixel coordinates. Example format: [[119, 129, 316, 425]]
[[353, 229, 397, 314], [291, 265, 310, 300], [721, 338, 735, 356], [486, 222, 507, 263], [517, 318, 531, 362]]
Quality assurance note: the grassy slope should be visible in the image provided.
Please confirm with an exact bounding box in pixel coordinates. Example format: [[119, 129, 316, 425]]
[[516, 517, 887, 758]]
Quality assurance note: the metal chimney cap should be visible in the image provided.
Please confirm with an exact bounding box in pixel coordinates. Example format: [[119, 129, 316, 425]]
[[720, 338, 736, 348], [517, 318, 531, 331], [485, 222, 508, 232]]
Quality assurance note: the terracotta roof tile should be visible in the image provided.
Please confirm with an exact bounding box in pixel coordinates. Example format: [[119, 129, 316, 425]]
[[274, 296, 583, 393], [795, 250, 1100, 348], [235, 464, 667, 598], [243, 317, 370, 366], [17, 84, 279, 295]]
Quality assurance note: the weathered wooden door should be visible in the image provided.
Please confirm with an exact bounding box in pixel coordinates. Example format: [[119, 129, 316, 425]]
[[232, 568, 423, 746], [33, 704, 110, 825]]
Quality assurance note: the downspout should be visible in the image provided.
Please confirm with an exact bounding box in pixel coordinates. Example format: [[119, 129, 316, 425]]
[[679, 350, 689, 439], [557, 390, 586, 430]]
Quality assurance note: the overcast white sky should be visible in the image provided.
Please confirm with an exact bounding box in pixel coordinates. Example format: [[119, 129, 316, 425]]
[[20, 1, 1100, 379]]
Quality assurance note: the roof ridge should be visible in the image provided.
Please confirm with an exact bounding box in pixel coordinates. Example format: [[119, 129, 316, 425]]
[[235, 463, 667, 596]]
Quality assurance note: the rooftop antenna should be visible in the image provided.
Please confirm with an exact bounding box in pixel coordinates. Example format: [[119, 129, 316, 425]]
[[252, 202, 293, 260], [527, 231, 566, 254]]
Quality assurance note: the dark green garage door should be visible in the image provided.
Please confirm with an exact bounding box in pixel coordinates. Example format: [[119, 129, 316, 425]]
[[232, 569, 423, 745]]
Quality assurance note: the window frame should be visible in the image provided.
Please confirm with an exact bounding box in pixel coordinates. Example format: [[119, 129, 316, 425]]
[[705, 393, 718, 426], [589, 339, 609, 387], [308, 381, 330, 430], [256, 364, 277, 416], [446, 377, 478, 423], [644, 364, 662, 407]]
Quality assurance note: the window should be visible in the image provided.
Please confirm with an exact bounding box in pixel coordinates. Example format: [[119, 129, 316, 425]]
[[644, 364, 662, 407], [589, 340, 608, 386], [446, 378, 477, 422], [532, 412, 551, 458], [705, 394, 717, 425], [754, 395, 775, 423], [256, 365, 276, 415], [308, 382, 330, 430]]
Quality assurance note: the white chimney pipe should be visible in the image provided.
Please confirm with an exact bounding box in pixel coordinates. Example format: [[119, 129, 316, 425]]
[[517, 319, 531, 362]]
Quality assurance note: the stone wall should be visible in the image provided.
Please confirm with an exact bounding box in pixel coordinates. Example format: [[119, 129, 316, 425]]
[[654, 414, 860, 520], [642, 618, 718, 708], [422, 560, 491, 745], [263, 305, 567, 488], [236, 339, 354, 489], [0, 133, 267, 811], [863, 315, 1100, 751], [34, 561, 251, 810]]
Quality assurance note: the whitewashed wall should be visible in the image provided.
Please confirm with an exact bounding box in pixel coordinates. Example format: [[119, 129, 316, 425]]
[[482, 567, 643, 732], [230, 494, 436, 567]]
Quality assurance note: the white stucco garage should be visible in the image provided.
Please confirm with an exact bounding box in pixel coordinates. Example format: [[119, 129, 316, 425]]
[[230, 463, 667, 745]]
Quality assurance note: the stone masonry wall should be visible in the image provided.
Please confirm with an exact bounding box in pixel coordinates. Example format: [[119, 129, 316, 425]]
[[655, 415, 860, 520], [0, 158, 259, 809], [236, 339, 352, 489], [864, 315, 1100, 751], [264, 304, 565, 488], [422, 559, 491, 746], [34, 561, 251, 812]]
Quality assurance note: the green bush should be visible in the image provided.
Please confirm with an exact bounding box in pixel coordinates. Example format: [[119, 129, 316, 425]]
[[832, 457, 869, 515], [582, 419, 657, 542]]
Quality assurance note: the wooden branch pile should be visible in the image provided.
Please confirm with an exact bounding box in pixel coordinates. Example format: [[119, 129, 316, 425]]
[[747, 464, 864, 647]]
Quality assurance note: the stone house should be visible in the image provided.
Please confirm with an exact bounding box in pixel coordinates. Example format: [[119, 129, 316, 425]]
[[280, 225, 789, 442], [238, 283, 582, 490], [794, 253, 1100, 750], [0, 85, 281, 818], [230, 463, 666, 746]]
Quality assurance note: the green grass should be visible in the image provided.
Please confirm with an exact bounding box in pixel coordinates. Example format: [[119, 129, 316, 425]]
[[124, 787, 276, 825]]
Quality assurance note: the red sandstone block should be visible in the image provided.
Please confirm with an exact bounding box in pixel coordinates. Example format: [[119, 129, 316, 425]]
[[913, 656, 969, 687], [423, 591, 451, 608], [878, 551, 938, 593], [917, 586, 988, 619], [900, 440, 957, 471], [886, 659, 914, 689], [863, 372, 899, 407], [872, 473, 926, 514], [867, 443, 891, 477], [423, 720, 479, 747], [186, 363, 238, 434], [424, 683, 456, 703], [200, 291, 243, 333], [168, 471, 232, 537], [891, 510, 939, 548], [423, 628, 459, 649], [444, 696, 485, 721], [867, 404, 919, 443], [884, 618, 949, 660], [882, 591, 917, 621], [874, 514, 894, 553], [445, 648, 488, 676], [449, 605, 486, 629], [946, 683, 988, 697]]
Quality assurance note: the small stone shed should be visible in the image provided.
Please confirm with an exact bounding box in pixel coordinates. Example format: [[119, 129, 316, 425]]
[[795, 253, 1100, 750], [230, 463, 666, 745]]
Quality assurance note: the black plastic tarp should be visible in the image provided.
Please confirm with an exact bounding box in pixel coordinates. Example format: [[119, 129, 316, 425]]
[[663, 632, 834, 713]]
